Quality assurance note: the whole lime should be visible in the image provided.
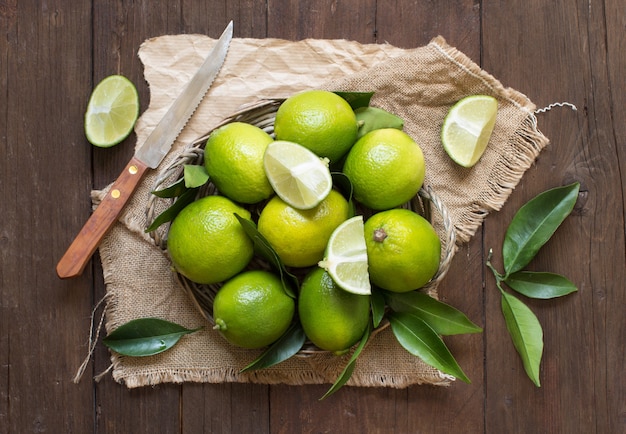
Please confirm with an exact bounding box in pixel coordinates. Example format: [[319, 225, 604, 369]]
[[364, 209, 440, 292], [274, 90, 358, 163], [167, 195, 254, 284], [204, 122, 274, 204], [257, 190, 350, 268], [213, 270, 295, 349], [298, 268, 370, 353], [343, 128, 425, 210]]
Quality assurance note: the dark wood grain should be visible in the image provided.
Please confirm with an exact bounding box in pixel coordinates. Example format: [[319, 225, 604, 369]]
[[2, 0, 624, 432]]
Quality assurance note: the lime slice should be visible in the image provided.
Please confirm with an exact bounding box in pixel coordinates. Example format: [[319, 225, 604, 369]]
[[319, 215, 371, 295], [441, 95, 498, 167], [263, 140, 333, 210], [84, 75, 140, 147]]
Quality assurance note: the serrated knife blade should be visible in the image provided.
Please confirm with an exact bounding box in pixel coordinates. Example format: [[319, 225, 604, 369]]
[[56, 21, 233, 279]]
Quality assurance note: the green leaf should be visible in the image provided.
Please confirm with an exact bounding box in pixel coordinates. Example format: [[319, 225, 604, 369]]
[[388, 312, 470, 383], [151, 178, 187, 198], [234, 214, 298, 297], [333, 91, 374, 110], [505, 271, 578, 299], [240, 323, 306, 372], [384, 291, 482, 335], [102, 318, 201, 357], [183, 164, 210, 188], [503, 182, 580, 276], [320, 323, 372, 400], [354, 106, 404, 139], [331, 172, 356, 216], [500, 291, 543, 386], [145, 187, 198, 232], [370, 288, 386, 328]]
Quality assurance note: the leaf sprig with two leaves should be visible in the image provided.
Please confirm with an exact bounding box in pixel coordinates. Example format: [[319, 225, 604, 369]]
[[486, 182, 580, 387]]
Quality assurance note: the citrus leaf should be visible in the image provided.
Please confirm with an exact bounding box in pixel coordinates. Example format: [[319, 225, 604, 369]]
[[370, 288, 386, 328], [151, 178, 187, 198], [503, 182, 580, 276], [145, 187, 198, 232], [500, 291, 543, 386], [320, 322, 372, 400], [354, 106, 404, 139], [385, 291, 482, 335], [389, 312, 470, 383], [240, 323, 306, 372], [102, 318, 201, 357], [333, 91, 374, 110], [234, 214, 298, 297], [183, 164, 210, 188], [331, 172, 356, 217], [505, 271, 578, 299]]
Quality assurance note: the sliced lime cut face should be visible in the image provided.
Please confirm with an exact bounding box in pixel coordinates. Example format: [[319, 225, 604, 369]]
[[263, 140, 333, 210], [84, 75, 140, 147], [441, 95, 498, 167], [319, 215, 371, 295]]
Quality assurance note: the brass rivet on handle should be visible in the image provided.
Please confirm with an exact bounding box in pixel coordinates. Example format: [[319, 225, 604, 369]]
[[129, 165, 138, 175], [111, 189, 121, 199]]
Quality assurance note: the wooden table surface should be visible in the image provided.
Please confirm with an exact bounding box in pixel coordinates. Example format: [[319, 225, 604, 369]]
[[2, 1, 624, 433]]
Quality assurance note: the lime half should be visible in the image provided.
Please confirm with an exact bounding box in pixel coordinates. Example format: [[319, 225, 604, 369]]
[[263, 140, 333, 210], [441, 95, 498, 167], [319, 215, 371, 295], [84, 75, 139, 147]]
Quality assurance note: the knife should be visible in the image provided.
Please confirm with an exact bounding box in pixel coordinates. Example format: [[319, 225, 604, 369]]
[[56, 21, 234, 279]]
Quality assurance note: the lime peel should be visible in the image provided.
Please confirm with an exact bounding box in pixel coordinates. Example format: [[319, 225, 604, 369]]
[[319, 215, 371, 295]]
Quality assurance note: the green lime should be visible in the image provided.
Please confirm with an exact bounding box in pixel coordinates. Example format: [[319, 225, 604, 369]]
[[257, 190, 350, 268], [441, 95, 498, 168], [364, 209, 440, 292], [167, 195, 254, 284], [342, 128, 425, 210], [318, 215, 370, 295], [298, 268, 370, 353], [84, 75, 139, 147], [263, 140, 333, 210], [274, 90, 358, 162], [204, 122, 274, 204], [213, 270, 295, 349]]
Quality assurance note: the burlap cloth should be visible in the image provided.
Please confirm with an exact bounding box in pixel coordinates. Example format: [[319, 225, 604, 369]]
[[90, 35, 548, 388]]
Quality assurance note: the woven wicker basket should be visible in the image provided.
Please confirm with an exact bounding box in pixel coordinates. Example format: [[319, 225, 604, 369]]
[[146, 98, 457, 356]]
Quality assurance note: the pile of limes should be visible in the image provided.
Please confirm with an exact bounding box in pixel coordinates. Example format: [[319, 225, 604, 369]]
[[165, 89, 496, 354]]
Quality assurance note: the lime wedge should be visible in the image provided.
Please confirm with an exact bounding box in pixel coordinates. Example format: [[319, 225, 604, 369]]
[[319, 215, 371, 295], [84, 75, 140, 147], [441, 95, 498, 167], [263, 140, 333, 210]]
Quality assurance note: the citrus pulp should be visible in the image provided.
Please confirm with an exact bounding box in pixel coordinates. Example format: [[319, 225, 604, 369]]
[[319, 215, 371, 295], [84, 75, 139, 147], [263, 140, 333, 210], [441, 95, 498, 168]]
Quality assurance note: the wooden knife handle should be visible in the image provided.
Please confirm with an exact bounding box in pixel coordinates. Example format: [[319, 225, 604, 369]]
[[56, 157, 150, 279]]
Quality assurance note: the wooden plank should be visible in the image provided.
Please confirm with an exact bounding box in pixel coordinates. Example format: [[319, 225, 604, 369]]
[[90, 1, 184, 431], [0, 0, 95, 432], [267, 0, 377, 41], [482, 0, 625, 432]]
